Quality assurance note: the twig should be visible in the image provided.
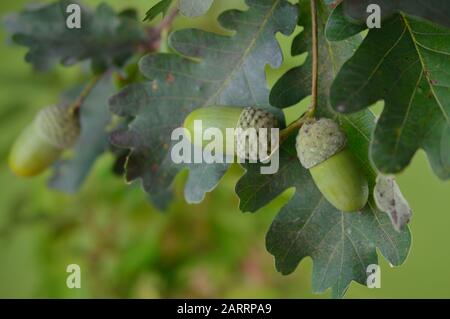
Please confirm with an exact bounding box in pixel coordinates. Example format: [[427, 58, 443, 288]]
[[279, 111, 310, 144]]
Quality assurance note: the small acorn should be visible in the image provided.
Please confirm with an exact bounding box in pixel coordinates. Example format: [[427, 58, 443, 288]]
[[183, 106, 280, 160], [296, 118, 369, 212], [9, 105, 80, 177]]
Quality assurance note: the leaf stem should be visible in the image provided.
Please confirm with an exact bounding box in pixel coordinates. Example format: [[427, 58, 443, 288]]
[[279, 111, 310, 143], [69, 74, 104, 115], [143, 5, 179, 53]]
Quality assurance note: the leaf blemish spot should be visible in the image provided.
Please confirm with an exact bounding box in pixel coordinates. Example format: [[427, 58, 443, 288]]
[[166, 73, 175, 83]]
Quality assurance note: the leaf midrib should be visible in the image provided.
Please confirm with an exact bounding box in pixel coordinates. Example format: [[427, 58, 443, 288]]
[[203, 0, 280, 107], [402, 14, 450, 125], [339, 22, 407, 107]]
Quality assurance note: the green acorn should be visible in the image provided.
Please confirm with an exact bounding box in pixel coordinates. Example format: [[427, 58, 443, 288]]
[[296, 118, 369, 212], [9, 105, 80, 177], [183, 106, 280, 160]]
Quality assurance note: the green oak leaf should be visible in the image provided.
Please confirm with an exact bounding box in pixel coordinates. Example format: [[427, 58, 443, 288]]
[[238, 118, 411, 298], [265, 136, 410, 298], [238, 121, 411, 298], [179, 0, 214, 18], [330, 15, 450, 180], [144, 0, 173, 22], [4, 0, 145, 71], [325, 3, 365, 41], [48, 75, 114, 193], [241, 0, 411, 298], [109, 0, 297, 202], [343, 0, 450, 29]]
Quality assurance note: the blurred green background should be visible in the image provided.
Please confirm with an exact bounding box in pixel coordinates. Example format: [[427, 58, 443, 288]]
[[0, 0, 449, 298]]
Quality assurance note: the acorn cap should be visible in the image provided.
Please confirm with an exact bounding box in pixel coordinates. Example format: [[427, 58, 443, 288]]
[[296, 118, 347, 169], [235, 107, 279, 160], [35, 105, 81, 149]]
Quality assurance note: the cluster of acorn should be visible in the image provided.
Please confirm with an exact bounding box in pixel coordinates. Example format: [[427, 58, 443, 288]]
[[9, 105, 368, 212], [184, 106, 368, 212]]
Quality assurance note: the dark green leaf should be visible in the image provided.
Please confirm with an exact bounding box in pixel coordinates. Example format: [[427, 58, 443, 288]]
[[266, 171, 410, 298], [330, 15, 450, 179], [4, 0, 145, 70], [327, 1, 450, 40], [244, 0, 411, 298], [179, 0, 214, 18], [325, 3, 365, 41], [143, 0, 173, 22], [343, 0, 450, 29], [238, 117, 411, 298], [109, 0, 297, 202]]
